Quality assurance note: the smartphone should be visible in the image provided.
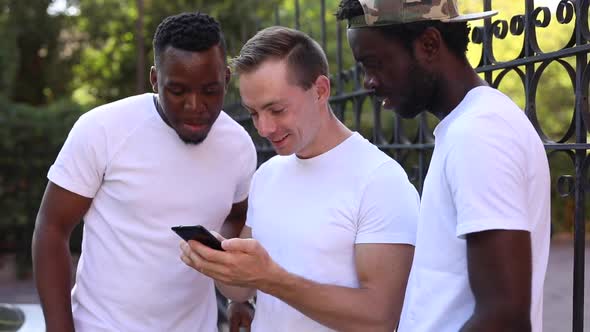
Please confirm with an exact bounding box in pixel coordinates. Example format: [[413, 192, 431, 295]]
[[171, 225, 224, 251]]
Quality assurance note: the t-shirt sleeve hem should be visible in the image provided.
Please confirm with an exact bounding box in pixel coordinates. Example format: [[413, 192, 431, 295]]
[[456, 218, 531, 239], [233, 190, 249, 204], [48, 167, 96, 198], [355, 232, 416, 245]]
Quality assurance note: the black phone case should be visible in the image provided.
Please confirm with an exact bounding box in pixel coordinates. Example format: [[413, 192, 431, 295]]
[[171, 225, 224, 251]]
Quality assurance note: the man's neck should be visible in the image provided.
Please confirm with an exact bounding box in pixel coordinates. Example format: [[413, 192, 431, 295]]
[[431, 63, 488, 120], [295, 108, 352, 159], [153, 94, 173, 128]]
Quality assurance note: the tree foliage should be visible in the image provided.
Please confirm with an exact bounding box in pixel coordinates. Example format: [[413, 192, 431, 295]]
[[0, 0, 585, 249]]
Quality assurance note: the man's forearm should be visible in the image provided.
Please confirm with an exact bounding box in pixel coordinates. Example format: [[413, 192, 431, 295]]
[[259, 267, 396, 332], [32, 226, 75, 332], [460, 311, 531, 332]]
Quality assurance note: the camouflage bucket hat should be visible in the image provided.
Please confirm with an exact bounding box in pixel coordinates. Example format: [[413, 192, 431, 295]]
[[348, 0, 498, 28]]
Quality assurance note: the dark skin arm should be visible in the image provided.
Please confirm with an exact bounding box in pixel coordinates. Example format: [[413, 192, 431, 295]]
[[460, 230, 532, 332], [218, 198, 254, 332], [32, 181, 92, 332], [219, 198, 248, 239], [227, 300, 254, 332]]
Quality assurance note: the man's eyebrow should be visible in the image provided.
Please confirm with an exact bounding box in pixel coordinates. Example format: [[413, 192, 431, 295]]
[[165, 80, 222, 87], [202, 81, 223, 87], [164, 81, 185, 86], [241, 99, 286, 112], [261, 99, 285, 109]]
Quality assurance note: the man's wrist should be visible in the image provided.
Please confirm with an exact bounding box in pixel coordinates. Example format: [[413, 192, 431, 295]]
[[259, 262, 291, 296]]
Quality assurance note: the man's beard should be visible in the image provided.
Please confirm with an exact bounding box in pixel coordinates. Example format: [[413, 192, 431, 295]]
[[397, 62, 439, 119], [179, 132, 208, 145]]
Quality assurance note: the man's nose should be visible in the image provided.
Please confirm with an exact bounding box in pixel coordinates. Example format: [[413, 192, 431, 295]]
[[255, 114, 276, 138], [184, 93, 204, 112]]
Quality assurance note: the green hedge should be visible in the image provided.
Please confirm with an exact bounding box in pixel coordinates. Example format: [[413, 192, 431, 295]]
[[0, 98, 84, 240]]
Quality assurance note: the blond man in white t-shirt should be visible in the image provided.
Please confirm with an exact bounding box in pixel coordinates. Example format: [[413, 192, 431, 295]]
[[181, 26, 420, 331]]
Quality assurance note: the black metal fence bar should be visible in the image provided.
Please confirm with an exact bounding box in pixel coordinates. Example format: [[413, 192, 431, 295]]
[[572, 0, 587, 330]]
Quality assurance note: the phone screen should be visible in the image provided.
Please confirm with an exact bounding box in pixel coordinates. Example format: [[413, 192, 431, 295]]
[[171, 225, 224, 251]]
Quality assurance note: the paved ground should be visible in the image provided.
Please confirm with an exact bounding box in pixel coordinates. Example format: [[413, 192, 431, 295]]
[[543, 235, 589, 332], [1, 235, 588, 331]]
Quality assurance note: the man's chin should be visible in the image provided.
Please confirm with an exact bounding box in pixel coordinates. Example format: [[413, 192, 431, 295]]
[[181, 136, 206, 145], [178, 130, 209, 145], [271, 145, 295, 156]]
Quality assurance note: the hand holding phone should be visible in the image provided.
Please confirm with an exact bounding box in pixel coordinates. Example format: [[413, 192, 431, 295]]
[[171, 225, 224, 251]]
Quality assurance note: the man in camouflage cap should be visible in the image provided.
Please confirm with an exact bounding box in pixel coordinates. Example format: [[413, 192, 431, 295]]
[[337, 1, 551, 332], [348, 0, 497, 27]]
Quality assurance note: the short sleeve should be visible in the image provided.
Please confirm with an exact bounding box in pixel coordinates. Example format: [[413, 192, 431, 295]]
[[356, 160, 419, 245], [233, 135, 257, 203], [446, 115, 530, 238], [47, 112, 108, 198]]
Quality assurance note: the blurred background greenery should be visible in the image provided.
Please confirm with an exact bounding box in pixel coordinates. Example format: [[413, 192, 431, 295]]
[[0, 0, 585, 277]]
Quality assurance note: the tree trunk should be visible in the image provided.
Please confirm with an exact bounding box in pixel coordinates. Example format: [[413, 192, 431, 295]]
[[135, 0, 146, 94]]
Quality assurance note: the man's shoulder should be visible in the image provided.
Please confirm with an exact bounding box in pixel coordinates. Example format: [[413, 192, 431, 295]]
[[345, 134, 404, 176], [447, 89, 531, 143], [80, 93, 154, 126], [457, 87, 526, 127], [68, 93, 157, 152], [249, 154, 295, 184], [207, 112, 256, 159], [256, 154, 290, 173], [211, 112, 253, 141]]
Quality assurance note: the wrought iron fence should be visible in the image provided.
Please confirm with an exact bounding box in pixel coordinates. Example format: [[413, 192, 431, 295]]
[[225, 0, 587, 331]]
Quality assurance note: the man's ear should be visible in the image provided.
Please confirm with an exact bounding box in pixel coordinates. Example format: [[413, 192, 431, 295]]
[[314, 75, 331, 104], [414, 26, 442, 66], [150, 66, 158, 92], [224, 66, 231, 89]]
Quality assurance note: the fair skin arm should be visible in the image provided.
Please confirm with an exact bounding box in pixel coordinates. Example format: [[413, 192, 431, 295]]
[[213, 226, 257, 302], [460, 230, 532, 332], [211, 198, 256, 331], [32, 182, 92, 332], [181, 231, 414, 331]]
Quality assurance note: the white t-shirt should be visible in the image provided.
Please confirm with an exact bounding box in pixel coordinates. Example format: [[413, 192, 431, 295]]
[[47, 93, 257, 332], [398, 86, 550, 332], [246, 132, 419, 332]]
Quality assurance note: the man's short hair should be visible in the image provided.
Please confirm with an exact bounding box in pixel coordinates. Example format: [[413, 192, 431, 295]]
[[153, 12, 227, 66], [336, 0, 471, 60], [232, 26, 329, 90]]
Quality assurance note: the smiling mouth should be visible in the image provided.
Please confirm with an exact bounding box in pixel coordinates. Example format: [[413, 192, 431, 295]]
[[373, 91, 395, 106], [270, 134, 288, 144]]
